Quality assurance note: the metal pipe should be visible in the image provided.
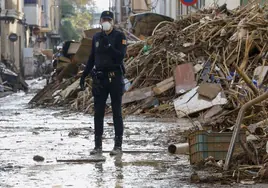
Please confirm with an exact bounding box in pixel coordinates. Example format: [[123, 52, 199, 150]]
[[50, 4, 59, 31], [224, 91, 268, 170], [168, 143, 189, 154]]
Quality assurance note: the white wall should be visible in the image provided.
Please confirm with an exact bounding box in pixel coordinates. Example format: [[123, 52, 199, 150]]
[[205, 0, 240, 10], [0, 0, 5, 10], [154, 0, 166, 15], [24, 4, 40, 26], [154, 0, 177, 19], [41, 0, 50, 28]]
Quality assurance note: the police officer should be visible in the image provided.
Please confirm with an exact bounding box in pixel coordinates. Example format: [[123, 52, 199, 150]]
[[80, 11, 127, 155]]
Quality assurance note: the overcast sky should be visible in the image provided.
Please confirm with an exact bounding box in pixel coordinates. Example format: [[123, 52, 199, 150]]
[[95, 0, 109, 11]]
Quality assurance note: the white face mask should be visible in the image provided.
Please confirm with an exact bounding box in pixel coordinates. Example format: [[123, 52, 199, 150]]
[[101, 22, 112, 31]]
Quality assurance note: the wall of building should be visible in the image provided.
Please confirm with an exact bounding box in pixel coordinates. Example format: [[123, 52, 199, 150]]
[[154, 0, 166, 15], [132, 0, 151, 13], [41, 0, 50, 28], [48, 0, 61, 50], [112, 0, 150, 23], [205, 0, 240, 10], [24, 4, 41, 26], [154, 0, 205, 20], [111, 0, 122, 24], [166, 0, 177, 19], [40, 0, 51, 49], [1, 0, 26, 75]]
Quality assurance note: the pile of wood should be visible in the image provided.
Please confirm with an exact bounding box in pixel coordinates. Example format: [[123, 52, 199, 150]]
[[0, 61, 28, 98], [123, 2, 268, 123], [30, 2, 268, 125]]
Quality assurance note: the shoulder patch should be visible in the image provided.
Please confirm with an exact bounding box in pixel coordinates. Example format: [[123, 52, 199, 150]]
[[122, 39, 127, 45]]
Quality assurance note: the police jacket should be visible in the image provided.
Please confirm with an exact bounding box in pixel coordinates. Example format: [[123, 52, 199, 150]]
[[82, 28, 127, 77]]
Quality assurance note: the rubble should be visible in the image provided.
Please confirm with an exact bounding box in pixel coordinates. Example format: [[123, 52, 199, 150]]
[[33, 155, 45, 162], [30, 2, 268, 120], [0, 61, 28, 97], [29, 2, 268, 182]]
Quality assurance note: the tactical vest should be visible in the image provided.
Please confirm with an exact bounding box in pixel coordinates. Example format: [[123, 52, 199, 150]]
[[94, 31, 122, 70]]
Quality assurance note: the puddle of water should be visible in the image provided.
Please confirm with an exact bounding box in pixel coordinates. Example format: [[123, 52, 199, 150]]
[[2, 79, 263, 188]]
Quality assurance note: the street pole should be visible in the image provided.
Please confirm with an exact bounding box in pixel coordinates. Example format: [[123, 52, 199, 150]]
[[50, 5, 59, 32]]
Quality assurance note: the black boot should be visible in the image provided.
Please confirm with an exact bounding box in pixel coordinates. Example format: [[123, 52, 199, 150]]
[[90, 136, 102, 155], [110, 136, 122, 155]]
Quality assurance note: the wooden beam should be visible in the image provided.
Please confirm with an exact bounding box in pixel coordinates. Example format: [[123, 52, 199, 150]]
[[153, 81, 175, 95], [122, 86, 154, 104], [56, 158, 106, 163]]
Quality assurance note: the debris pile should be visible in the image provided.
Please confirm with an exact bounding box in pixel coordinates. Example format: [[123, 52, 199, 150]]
[[124, 2, 268, 123], [30, 3, 268, 121], [29, 2, 268, 182], [0, 61, 28, 97]]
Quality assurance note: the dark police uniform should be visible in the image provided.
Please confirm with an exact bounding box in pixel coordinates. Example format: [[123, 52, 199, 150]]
[[80, 11, 127, 155]]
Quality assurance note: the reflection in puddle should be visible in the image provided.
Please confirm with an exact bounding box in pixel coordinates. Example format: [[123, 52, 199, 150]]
[[0, 79, 194, 187]]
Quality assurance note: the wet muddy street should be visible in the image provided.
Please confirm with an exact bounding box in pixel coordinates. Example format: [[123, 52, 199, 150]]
[[0, 79, 195, 188], [1, 80, 267, 188]]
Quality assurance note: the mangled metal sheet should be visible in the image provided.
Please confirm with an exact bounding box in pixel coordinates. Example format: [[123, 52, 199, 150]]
[[174, 87, 228, 118]]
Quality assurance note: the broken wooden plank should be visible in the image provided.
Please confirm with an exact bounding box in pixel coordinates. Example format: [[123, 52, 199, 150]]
[[102, 150, 164, 153], [155, 77, 174, 88], [73, 38, 92, 64], [153, 81, 174, 95], [174, 87, 228, 118], [58, 56, 71, 63], [122, 86, 154, 104], [174, 63, 197, 94], [204, 105, 224, 119], [57, 62, 79, 81], [59, 79, 80, 99], [67, 42, 80, 55], [83, 28, 101, 39], [141, 97, 159, 109], [153, 77, 174, 95], [197, 83, 222, 100], [56, 158, 106, 163]]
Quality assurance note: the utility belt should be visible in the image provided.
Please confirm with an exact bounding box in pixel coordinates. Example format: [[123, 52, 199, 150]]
[[91, 65, 125, 80]]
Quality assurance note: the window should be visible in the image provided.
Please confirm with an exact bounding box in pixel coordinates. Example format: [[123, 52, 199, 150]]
[[24, 0, 38, 4]]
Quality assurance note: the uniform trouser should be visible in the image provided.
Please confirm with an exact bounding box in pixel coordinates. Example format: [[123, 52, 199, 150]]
[[92, 73, 125, 137]]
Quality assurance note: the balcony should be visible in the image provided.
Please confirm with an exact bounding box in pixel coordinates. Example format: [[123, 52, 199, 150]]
[[0, 9, 24, 21]]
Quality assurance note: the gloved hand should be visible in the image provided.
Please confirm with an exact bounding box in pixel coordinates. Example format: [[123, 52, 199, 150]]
[[80, 76, 85, 91]]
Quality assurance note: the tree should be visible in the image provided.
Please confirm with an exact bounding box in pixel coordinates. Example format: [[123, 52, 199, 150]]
[[60, 0, 95, 41], [60, 20, 80, 41], [73, 0, 95, 7]]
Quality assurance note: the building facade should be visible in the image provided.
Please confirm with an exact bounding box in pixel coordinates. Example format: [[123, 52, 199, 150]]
[[110, 0, 151, 24], [111, 0, 267, 22], [45, 0, 61, 50], [0, 0, 27, 76], [24, 0, 60, 50], [154, 0, 205, 20], [22, 0, 61, 77]]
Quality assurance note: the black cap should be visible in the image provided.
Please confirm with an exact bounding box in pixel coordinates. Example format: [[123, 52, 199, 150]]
[[100, 11, 114, 20]]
